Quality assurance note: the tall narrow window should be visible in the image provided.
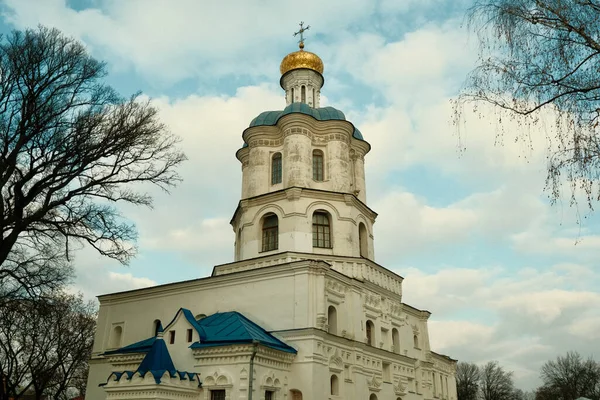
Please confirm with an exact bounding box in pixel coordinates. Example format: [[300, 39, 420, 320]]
[[312, 212, 331, 248], [312, 88, 315, 105], [312, 150, 324, 181], [358, 222, 368, 257], [262, 214, 279, 252], [291, 88, 295, 102], [327, 305, 337, 335], [366, 320, 374, 346], [265, 391, 274, 400], [110, 326, 122, 348], [169, 330, 175, 344], [271, 152, 282, 185], [330, 375, 339, 395], [392, 328, 400, 353], [236, 228, 242, 260], [187, 328, 193, 343], [301, 85, 306, 103], [413, 334, 419, 348]]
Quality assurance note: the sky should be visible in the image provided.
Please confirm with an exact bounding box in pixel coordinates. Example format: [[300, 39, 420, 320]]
[[1, 0, 599, 392]]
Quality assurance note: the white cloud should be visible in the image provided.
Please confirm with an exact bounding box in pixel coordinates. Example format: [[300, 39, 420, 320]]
[[399, 264, 600, 390], [1, 0, 376, 84], [4, 1, 600, 392], [107, 272, 157, 290]]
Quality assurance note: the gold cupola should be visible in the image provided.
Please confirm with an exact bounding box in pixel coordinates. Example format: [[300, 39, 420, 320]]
[[280, 23, 324, 107], [279, 41, 324, 76]]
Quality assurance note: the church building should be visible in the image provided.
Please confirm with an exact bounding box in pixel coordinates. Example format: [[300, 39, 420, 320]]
[[85, 29, 458, 400]]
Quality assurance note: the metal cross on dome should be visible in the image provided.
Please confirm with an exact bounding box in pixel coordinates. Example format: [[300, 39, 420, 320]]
[[294, 21, 310, 46]]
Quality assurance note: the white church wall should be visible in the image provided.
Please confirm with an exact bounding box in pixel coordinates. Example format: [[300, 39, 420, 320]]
[[239, 115, 368, 199], [233, 190, 375, 260]]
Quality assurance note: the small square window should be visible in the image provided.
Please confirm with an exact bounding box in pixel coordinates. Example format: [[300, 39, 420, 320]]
[[187, 328, 193, 342], [169, 330, 175, 344]]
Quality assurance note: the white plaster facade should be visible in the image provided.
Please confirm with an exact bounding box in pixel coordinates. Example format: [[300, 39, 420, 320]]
[[85, 44, 458, 400]]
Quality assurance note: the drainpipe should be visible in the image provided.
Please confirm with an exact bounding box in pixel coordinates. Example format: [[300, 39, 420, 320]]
[[248, 340, 259, 400]]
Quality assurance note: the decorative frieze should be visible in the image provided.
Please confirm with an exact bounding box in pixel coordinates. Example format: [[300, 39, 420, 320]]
[[366, 375, 382, 392]]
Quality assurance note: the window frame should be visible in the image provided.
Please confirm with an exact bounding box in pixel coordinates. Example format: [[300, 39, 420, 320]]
[[312, 149, 324, 181], [312, 212, 332, 248], [210, 389, 226, 400], [261, 213, 279, 252], [271, 152, 282, 185]]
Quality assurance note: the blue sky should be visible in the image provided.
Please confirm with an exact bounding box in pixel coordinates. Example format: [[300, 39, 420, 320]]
[[2, 0, 599, 391]]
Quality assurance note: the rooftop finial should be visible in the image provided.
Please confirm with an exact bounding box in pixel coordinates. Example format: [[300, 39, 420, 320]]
[[293, 21, 310, 50]]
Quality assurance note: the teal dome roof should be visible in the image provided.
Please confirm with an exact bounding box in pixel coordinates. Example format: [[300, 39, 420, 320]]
[[247, 102, 364, 142]]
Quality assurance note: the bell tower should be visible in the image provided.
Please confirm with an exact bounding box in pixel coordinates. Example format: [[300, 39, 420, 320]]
[[231, 25, 375, 262]]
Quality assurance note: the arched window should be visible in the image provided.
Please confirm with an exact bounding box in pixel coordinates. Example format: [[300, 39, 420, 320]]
[[312, 212, 331, 248], [153, 319, 162, 336], [312, 88, 315, 104], [327, 306, 337, 335], [291, 88, 295, 102], [392, 328, 400, 353], [330, 375, 339, 395], [290, 390, 302, 400], [369, 394, 378, 400], [271, 153, 282, 185], [366, 320, 374, 346], [110, 326, 122, 348], [358, 222, 368, 257], [301, 85, 306, 103], [262, 213, 279, 252], [413, 334, 419, 348], [312, 150, 324, 181]]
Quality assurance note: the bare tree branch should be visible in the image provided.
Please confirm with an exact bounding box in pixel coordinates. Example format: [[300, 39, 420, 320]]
[[0, 26, 186, 298]]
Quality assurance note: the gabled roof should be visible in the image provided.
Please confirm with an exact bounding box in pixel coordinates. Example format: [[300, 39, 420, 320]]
[[191, 311, 296, 353], [103, 337, 200, 386], [104, 336, 156, 355], [164, 308, 207, 340], [136, 337, 175, 377], [104, 310, 296, 357]]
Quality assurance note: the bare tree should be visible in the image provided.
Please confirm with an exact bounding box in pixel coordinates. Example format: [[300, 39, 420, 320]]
[[457, 362, 481, 400], [454, 1, 600, 212], [0, 26, 185, 298], [0, 291, 96, 400], [480, 361, 515, 400], [537, 351, 600, 400]]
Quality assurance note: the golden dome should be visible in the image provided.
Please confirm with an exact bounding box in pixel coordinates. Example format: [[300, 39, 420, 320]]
[[280, 43, 324, 76]]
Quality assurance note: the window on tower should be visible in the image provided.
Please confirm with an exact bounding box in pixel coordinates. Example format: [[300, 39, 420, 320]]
[[262, 213, 279, 252], [301, 85, 306, 103], [366, 320, 374, 346], [271, 152, 282, 185], [313, 150, 324, 181], [312, 211, 331, 248]]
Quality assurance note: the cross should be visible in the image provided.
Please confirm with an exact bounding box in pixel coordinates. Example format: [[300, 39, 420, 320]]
[[293, 21, 310, 46]]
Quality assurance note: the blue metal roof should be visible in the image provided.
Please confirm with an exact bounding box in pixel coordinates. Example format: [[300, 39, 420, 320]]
[[191, 311, 297, 353], [136, 337, 175, 377], [103, 337, 201, 386], [104, 310, 296, 358], [104, 336, 157, 355], [248, 102, 364, 142]]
